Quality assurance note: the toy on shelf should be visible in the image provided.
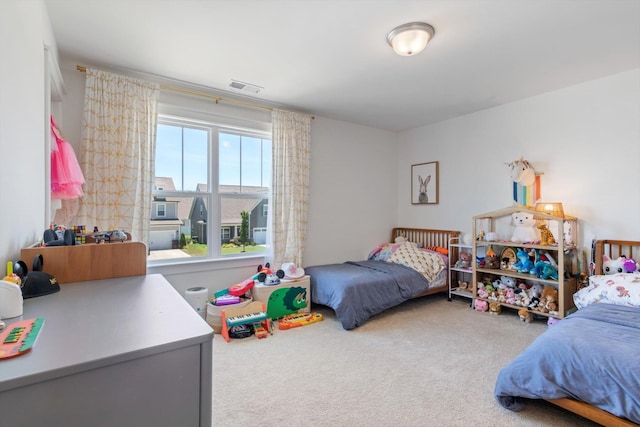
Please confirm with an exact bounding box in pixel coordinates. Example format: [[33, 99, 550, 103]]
[[511, 212, 538, 243], [454, 252, 472, 269], [512, 248, 534, 274], [537, 223, 556, 245], [484, 246, 500, 269]]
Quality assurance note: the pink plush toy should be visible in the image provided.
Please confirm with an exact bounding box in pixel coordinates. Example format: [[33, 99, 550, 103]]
[[474, 299, 488, 312]]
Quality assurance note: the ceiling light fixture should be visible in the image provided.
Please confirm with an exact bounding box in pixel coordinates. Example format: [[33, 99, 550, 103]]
[[386, 22, 435, 57]]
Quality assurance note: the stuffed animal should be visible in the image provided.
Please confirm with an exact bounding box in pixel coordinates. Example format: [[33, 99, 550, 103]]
[[512, 248, 534, 274], [534, 261, 558, 280], [505, 288, 516, 305], [484, 245, 500, 269], [474, 299, 488, 312], [537, 223, 556, 245], [454, 252, 472, 269], [507, 157, 536, 186], [547, 317, 560, 327], [603, 255, 626, 274], [489, 301, 502, 315], [477, 283, 489, 299], [518, 308, 533, 323], [511, 212, 538, 243], [528, 283, 544, 299], [623, 257, 639, 273], [500, 275, 516, 289]]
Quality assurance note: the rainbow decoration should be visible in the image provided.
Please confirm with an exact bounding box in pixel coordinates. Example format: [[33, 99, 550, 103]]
[[513, 174, 542, 206]]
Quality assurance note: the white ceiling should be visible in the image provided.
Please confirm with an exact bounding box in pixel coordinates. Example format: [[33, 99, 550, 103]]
[[44, 0, 640, 132]]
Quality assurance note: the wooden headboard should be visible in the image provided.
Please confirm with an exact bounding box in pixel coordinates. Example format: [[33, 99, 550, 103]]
[[594, 239, 640, 274], [390, 228, 459, 249]]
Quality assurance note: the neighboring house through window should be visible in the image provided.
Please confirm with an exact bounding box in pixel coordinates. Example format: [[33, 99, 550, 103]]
[[149, 116, 271, 261]]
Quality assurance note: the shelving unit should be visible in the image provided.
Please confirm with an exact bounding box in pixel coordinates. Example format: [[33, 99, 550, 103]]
[[448, 236, 474, 303], [472, 205, 578, 319]]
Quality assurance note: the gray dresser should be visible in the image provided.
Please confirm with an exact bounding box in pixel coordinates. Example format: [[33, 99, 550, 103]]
[[0, 274, 213, 427]]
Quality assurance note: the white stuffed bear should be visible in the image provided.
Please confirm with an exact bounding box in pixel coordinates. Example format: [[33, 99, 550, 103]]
[[511, 212, 538, 243]]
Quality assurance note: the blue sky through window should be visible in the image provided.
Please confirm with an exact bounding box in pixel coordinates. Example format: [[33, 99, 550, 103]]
[[155, 124, 271, 191]]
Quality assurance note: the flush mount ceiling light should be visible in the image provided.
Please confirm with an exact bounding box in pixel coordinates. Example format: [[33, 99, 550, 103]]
[[386, 22, 435, 56]]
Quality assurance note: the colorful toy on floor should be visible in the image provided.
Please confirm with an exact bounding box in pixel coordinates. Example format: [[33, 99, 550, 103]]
[[0, 317, 44, 360], [278, 312, 323, 330]]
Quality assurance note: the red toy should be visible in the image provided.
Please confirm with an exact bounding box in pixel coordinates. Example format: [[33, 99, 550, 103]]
[[229, 278, 255, 296]]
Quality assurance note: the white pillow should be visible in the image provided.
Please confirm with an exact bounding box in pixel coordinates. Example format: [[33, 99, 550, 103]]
[[573, 273, 640, 309]]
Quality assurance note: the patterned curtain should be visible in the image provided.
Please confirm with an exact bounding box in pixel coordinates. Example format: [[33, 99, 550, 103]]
[[76, 68, 159, 243], [267, 109, 312, 267]]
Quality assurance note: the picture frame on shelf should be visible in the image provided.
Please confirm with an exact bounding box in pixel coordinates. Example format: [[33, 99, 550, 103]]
[[411, 161, 439, 205]]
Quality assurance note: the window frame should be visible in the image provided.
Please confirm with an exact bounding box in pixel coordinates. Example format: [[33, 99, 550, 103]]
[[148, 113, 271, 266]]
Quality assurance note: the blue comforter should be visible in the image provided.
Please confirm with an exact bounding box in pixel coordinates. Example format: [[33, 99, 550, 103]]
[[495, 303, 640, 423], [305, 260, 440, 330]]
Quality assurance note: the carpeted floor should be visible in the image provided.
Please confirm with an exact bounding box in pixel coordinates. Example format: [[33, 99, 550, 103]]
[[212, 294, 600, 426]]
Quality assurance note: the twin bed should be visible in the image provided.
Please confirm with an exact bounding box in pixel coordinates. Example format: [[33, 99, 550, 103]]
[[305, 227, 457, 330], [305, 230, 639, 425], [495, 239, 640, 426]]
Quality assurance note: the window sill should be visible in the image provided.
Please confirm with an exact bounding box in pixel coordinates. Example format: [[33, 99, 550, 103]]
[[147, 254, 266, 276]]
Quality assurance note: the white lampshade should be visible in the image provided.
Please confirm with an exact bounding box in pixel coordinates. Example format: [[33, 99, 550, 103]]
[[387, 22, 435, 56]]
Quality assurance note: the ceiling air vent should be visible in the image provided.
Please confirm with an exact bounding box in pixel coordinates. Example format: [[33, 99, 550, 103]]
[[228, 79, 263, 94]]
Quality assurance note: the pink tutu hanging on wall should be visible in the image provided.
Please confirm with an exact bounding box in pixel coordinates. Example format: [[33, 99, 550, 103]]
[[50, 115, 85, 199]]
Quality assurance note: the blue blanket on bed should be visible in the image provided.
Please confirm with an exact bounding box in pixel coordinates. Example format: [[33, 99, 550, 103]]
[[494, 303, 640, 423], [305, 260, 434, 330]]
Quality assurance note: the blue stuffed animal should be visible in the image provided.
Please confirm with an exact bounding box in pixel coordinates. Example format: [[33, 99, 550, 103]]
[[534, 261, 559, 280], [512, 248, 534, 274]]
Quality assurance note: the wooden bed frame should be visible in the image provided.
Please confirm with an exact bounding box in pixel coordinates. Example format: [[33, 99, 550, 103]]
[[546, 238, 640, 427], [390, 227, 459, 297]]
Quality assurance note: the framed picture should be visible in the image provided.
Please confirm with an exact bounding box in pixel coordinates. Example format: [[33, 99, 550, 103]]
[[411, 161, 439, 205]]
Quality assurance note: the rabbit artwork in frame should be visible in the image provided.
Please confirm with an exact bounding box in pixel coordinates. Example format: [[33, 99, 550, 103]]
[[411, 161, 439, 205]]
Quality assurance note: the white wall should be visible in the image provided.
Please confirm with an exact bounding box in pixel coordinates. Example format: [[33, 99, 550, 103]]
[[0, 0, 57, 263], [397, 69, 640, 251], [304, 117, 398, 266]]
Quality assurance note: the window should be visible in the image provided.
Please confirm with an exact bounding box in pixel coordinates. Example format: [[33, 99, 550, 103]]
[[149, 116, 271, 262], [262, 204, 268, 216]]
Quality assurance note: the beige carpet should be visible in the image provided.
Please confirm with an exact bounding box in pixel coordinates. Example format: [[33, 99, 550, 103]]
[[212, 295, 599, 427]]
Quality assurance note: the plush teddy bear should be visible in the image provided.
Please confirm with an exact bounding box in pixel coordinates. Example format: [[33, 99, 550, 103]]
[[511, 211, 538, 243], [454, 251, 472, 269], [533, 285, 559, 315]]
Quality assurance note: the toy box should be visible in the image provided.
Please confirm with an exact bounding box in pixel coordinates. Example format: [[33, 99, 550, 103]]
[[252, 275, 311, 320]]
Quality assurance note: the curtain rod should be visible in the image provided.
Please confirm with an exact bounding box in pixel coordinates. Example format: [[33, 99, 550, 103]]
[[76, 65, 314, 118]]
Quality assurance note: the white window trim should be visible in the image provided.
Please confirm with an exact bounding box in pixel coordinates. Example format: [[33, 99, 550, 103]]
[[148, 113, 271, 268]]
